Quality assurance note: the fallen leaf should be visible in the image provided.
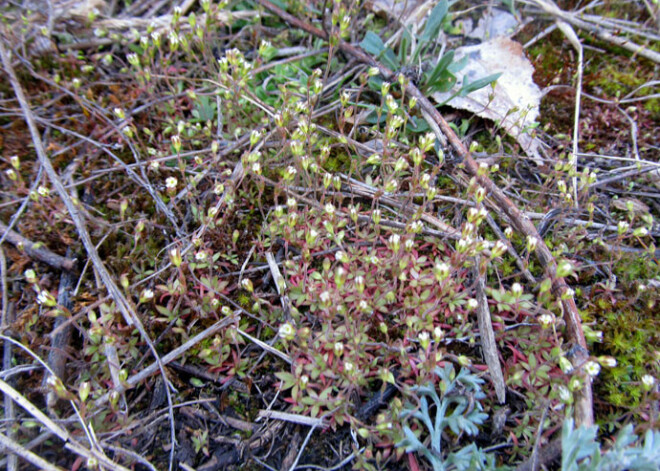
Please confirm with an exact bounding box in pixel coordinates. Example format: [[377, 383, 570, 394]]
[[431, 37, 544, 163]]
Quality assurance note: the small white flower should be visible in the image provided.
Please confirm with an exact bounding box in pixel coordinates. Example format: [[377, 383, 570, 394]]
[[324, 203, 335, 216], [538, 314, 554, 329], [344, 361, 354, 372], [335, 251, 348, 263], [467, 298, 478, 310], [195, 251, 207, 261], [165, 177, 178, 189], [37, 186, 50, 197], [320, 291, 331, 304], [434, 262, 450, 281], [278, 322, 295, 340], [641, 374, 656, 390], [334, 342, 344, 356], [140, 289, 154, 301], [511, 283, 523, 297], [584, 361, 601, 377], [211, 298, 220, 308]]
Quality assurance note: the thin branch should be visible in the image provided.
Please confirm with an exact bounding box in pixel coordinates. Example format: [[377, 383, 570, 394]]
[[0, 432, 65, 471], [473, 256, 506, 404], [0, 379, 131, 471], [0, 220, 76, 270]]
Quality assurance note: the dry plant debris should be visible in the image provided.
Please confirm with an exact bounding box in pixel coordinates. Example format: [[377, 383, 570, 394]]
[[0, 0, 658, 470]]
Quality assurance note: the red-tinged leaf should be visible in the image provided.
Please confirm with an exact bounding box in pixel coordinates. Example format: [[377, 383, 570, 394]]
[[407, 452, 420, 471], [72, 457, 84, 471]]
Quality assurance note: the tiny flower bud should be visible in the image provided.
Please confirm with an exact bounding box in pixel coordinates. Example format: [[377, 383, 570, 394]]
[[617, 221, 630, 235], [79, 381, 91, 402], [418, 331, 430, 349], [241, 278, 254, 293], [556, 260, 574, 278], [24, 269, 37, 283], [169, 248, 182, 267], [139, 289, 154, 303], [355, 275, 365, 294], [559, 356, 574, 374], [526, 235, 538, 252], [372, 209, 381, 225], [598, 356, 617, 368]]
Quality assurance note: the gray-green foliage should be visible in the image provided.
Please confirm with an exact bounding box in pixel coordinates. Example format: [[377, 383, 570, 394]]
[[397, 363, 659, 471], [396, 364, 497, 471], [561, 419, 660, 471]]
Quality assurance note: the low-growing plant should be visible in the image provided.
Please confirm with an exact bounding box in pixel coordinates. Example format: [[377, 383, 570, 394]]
[[561, 418, 660, 470], [396, 363, 498, 471]]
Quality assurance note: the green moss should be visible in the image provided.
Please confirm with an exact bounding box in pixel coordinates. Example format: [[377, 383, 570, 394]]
[[587, 285, 659, 427], [323, 151, 352, 173], [591, 63, 660, 117]]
